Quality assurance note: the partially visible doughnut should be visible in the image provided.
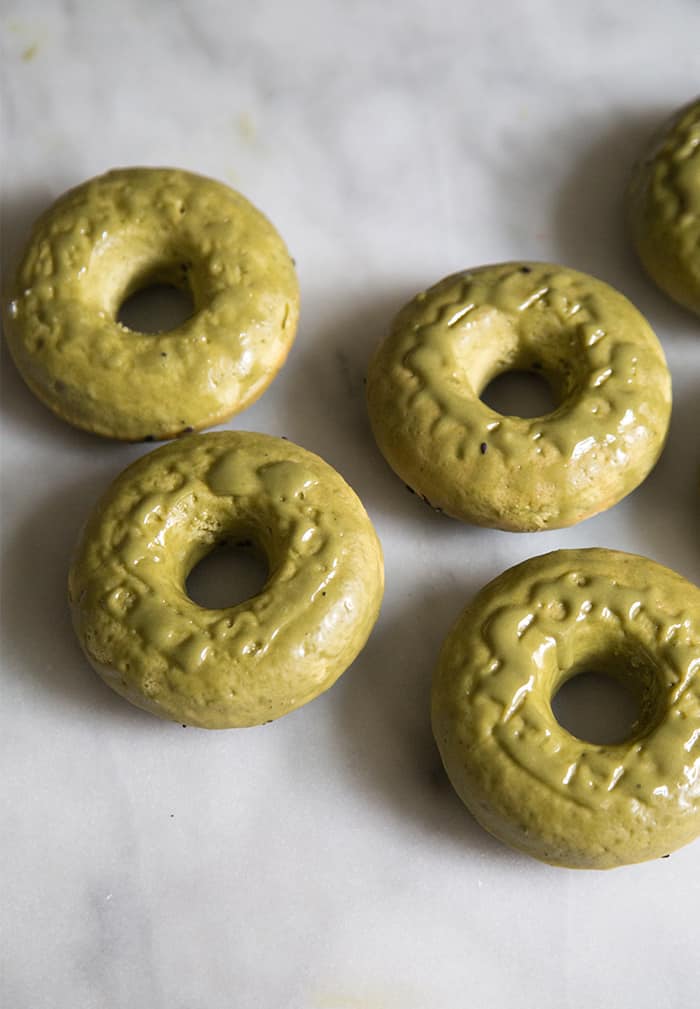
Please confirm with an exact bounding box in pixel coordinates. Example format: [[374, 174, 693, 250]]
[[628, 97, 700, 316], [432, 548, 700, 869]]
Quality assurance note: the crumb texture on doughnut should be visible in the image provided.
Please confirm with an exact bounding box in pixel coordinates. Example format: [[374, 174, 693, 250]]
[[628, 97, 700, 316], [432, 549, 700, 869], [69, 432, 384, 728], [3, 167, 300, 439], [366, 263, 671, 530]]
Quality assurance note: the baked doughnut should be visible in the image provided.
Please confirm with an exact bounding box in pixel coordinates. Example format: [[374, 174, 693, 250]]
[[432, 548, 700, 869], [69, 431, 384, 728], [3, 167, 299, 440], [366, 263, 671, 530], [628, 97, 700, 316]]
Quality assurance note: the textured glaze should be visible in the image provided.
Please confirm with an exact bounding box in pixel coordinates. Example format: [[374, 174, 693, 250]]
[[432, 549, 700, 869], [68, 432, 384, 728], [366, 263, 671, 530], [628, 97, 700, 316], [2, 168, 300, 440]]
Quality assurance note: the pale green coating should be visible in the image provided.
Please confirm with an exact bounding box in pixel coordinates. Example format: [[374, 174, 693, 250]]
[[432, 549, 700, 869], [68, 432, 384, 728], [366, 263, 671, 531], [628, 97, 700, 316], [3, 168, 299, 440]]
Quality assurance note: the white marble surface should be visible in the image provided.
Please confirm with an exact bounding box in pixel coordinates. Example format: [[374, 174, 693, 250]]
[[1, 1, 699, 1006]]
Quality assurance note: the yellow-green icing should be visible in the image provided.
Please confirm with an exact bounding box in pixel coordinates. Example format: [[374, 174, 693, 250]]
[[2, 167, 300, 440], [432, 549, 700, 869], [366, 263, 671, 531], [628, 97, 700, 316], [68, 431, 384, 728]]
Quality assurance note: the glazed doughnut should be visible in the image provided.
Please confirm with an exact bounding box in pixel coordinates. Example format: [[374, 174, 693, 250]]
[[432, 548, 700, 869], [69, 432, 384, 728], [628, 97, 700, 316], [366, 263, 671, 531], [3, 168, 299, 440]]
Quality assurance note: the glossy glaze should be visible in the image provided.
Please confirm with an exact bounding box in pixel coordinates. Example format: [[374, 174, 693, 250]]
[[628, 97, 700, 316], [69, 432, 384, 728], [366, 263, 671, 530], [432, 548, 700, 868], [3, 168, 300, 439]]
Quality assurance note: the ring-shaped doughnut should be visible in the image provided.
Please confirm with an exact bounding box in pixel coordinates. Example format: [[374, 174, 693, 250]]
[[628, 97, 700, 316], [432, 548, 700, 869], [366, 263, 671, 531], [3, 167, 299, 440], [68, 432, 384, 728]]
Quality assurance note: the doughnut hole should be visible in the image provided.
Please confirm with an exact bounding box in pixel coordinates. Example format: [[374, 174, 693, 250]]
[[480, 369, 557, 419], [185, 537, 269, 610], [117, 261, 196, 334], [118, 282, 195, 334], [551, 645, 666, 746]]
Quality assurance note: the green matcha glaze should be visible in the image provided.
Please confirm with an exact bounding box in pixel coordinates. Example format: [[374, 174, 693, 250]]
[[69, 432, 384, 728], [628, 97, 700, 316], [366, 263, 671, 530], [3, 168, 299, 440], [432, 549, 700, 869]]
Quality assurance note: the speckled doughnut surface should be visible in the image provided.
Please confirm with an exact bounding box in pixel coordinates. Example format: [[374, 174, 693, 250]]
[[366, 263, 671, 531], [432, 548, 700, 869], [628, 97, 700, 316], [69, 432, 384, 728], [3, 168, 299, 440]]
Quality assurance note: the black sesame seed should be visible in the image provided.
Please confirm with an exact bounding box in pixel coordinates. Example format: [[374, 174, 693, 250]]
[[521, 265, 532, 273], [143, 435, 155, 442], [480, 442, 487, 454]]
